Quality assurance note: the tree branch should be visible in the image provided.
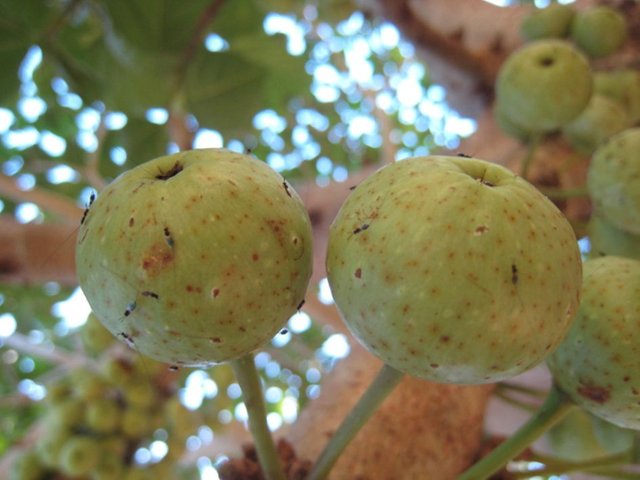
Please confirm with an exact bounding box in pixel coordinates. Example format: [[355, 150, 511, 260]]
[[282, 347, 494, 479], [0, 174, 82, 224]]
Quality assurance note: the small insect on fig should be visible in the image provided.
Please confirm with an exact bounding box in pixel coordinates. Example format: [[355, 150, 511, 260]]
[[80, 192, 96, 225]]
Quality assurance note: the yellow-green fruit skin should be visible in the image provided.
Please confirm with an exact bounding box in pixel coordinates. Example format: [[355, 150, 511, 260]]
[[571, 6, 628, 58], [587, 128, 640, 235], [520, 4, 575, 41], [76, 148, 313, 366], [326, 156, 582, 384], [495, 40, 592, 132], [562, 94, 630, 155], [594, 69, 640, 124], [548, 256, 640, 430], [588, 214, 640, 261]]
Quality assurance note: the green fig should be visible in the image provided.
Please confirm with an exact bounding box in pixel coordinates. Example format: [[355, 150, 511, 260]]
[[76, 148, 313, 366], [562, 94, 630, 155], [326, 155, 582, 384], [587, 128, 640, 235], [58, 435, 101, 476], [588, 213, 640, 261], [85, 397, 122, 434], [594, 69, 640, 124], [520, 4, 575, 41], [493, 102, 533, 142], [81, 312, 117, 353], [546, 408, 610, 461], [548, 256, 640, 430], [571, 6, 628, 58], [496, 39, 592, 132]]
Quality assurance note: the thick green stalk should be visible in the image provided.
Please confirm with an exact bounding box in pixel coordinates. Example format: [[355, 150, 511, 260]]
[[307, 363, 405, 480], [230, 353, 286, 480], [458, 385, 576, 480]]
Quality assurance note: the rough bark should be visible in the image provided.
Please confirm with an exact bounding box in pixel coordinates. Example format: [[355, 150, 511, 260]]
[[284, 345, 494, 480], [0, 215, 78, 286]]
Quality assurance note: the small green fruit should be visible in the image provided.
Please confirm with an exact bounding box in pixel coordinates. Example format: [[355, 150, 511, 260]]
[[493, 102, 533, 142], [594, 69, 640, 124], [59, 435, 101, 476], [81, 312, 116, 353], [546, 408, 610, 461], [122, 377, 157, 409], [546, 407, 635, 461], [93, 452, 125, 480], [47, 397, 86, 428], [73, 368, 109, 400], [9, 450, 45, 480], [121, 406, 155, 438], [588, 214, 640, 261], [76, 148, 313, 366], [562, 94, 630, 155], [496, 40, 592, 132], [36, 424, 70, 467], [548, 256, 640, 430], [587, 128, 640, 235], [571, 6, 628, 58], [85, 397, 122, 434], [326, 156, 582, 384], [520, 4, 575, 41]]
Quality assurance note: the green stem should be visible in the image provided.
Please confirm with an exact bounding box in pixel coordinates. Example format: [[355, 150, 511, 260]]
[[497, 381, 547, 399], [230, 353, 286, 480], [520, 134, 541, 180], [307, 363, 405, 480], [493, 390, 539, 413], [458, 385, 576, 480], [511, 451, 633, 479], [538, 185, 589, 200]]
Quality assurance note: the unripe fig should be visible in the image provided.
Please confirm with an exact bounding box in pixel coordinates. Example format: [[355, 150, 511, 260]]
[[520, 4, 575, 41], [547, 256, 640, 430], [76, 148, 313, 366], [571, 6, 628, 58], [594, 69, 640, 124], [326, 155, 582, 384], [9, 451, 45, 480], [85, 397, 122, 434], [562, 94, 630, 155], [588, 214, 640, 261], [496, 40, 592, 132], [546, 407, 636, 461], [81, 312, 116, 352], [546, 408, 610, 461], [493, 102, 533, 142], [587, 128, 640, 235], [59, 435, 101, 476], [121, 406, 155, 438]]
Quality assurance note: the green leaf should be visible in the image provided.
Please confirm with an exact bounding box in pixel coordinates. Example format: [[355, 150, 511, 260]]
[[211, 0, 265, 40], [100, 116, 170, 178], [101, 0, 213, 54], [0, 0, 52, 106], [184, 49, 265, 137], [0, 30, 27, 106], [231, 32, 311, 107]]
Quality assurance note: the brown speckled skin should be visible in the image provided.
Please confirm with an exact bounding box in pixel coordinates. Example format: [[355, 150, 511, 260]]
[[548, 256, 640, 430], [326, 156, 582, 384], [76, 149, 313, 366]]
